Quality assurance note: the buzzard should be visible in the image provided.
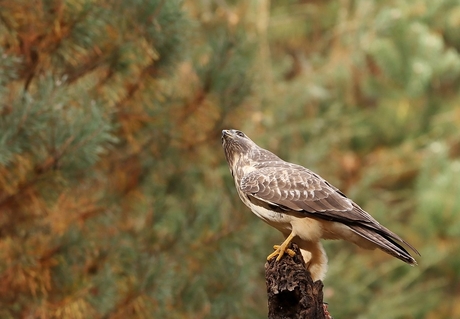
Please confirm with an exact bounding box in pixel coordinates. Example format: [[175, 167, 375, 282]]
[[222, 129, 419, 281]]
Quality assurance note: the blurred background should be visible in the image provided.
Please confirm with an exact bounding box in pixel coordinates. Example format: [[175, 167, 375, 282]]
[[1, 0, 459, 318]]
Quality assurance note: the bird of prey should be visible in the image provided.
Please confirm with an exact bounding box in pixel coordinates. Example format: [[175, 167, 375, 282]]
[[222, 129, 419, 281]]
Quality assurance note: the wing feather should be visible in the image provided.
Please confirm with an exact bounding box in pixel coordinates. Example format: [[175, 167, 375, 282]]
[[348, 225, 418, 264], [240, 164, 420, 262], [240, 165, 355, 216]]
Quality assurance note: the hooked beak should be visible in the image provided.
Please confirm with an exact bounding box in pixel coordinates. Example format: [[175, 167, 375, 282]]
[[222, 129, 231, 144]]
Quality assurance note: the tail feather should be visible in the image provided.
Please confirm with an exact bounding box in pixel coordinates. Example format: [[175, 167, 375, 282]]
[[349, 224, 419, 265]]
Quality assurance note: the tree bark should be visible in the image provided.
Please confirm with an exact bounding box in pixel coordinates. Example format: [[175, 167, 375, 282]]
[[265, 243, 331, 319]]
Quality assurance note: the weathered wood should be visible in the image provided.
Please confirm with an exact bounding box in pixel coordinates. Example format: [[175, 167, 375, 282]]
[[265, 243, 331, 319]]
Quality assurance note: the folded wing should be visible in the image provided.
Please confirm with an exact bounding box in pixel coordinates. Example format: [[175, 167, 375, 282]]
[[240, 164, 420, 264]]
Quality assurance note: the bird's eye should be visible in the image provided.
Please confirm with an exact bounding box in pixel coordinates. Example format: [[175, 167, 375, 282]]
[[236, 131, 245, 137]]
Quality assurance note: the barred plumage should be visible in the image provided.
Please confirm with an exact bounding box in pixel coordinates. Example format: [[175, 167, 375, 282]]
[[222, 129, 419, 281]]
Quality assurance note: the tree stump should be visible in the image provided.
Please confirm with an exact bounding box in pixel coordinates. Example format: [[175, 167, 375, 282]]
[[265, 243, 332, 319]]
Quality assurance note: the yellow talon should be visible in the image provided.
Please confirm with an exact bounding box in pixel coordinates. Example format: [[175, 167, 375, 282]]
[[267, 249, 279, 261], [286, 247, 296, 258], [266, 232, 296, 261]]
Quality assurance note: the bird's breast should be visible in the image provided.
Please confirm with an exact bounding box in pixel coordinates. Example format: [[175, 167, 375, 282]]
[[245, 199, 294, 233]]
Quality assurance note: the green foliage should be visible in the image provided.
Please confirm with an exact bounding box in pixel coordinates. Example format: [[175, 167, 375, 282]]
[[0, 48, 20, 87], [1, 0, 460, 318], [417, 142, 460, 238], [0, 76, 114, 169]]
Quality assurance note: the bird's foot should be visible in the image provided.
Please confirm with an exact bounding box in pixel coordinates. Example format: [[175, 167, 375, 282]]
[[267, 244, 296, 261]]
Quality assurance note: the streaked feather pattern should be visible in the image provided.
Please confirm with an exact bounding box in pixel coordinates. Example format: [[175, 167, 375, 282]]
[[222, 129, 419, 272], [240, 154, 419, 264]]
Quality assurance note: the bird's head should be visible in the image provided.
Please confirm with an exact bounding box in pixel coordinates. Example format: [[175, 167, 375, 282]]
[[221, 129, 258, 168]]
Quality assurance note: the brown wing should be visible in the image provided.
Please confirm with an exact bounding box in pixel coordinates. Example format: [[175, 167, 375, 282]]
[[240, 164, 362, 221], [240, 164, 420, 264]]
